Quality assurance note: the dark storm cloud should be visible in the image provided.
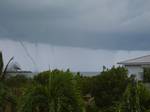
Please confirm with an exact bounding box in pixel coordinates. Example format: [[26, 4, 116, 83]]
[[0, 0, 150, 50]]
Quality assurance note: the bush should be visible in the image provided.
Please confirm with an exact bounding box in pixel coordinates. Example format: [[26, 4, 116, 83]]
[[19, 69, 84, 112], [117, 81, 150, 112], [6, 75, 30, 88], [92, 66, 128, 111], [34, 71, 50, 85]]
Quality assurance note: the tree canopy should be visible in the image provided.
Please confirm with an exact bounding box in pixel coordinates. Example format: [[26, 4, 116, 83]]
[[18, 70, 84, 112]]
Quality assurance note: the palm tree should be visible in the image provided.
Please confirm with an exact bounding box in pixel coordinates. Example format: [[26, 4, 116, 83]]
[[18, 85, 49, 112], [0, 51, 16, 112], [18, 70, 85, 112], [0, 51, 14, 80], [0, 51, 4, 78]]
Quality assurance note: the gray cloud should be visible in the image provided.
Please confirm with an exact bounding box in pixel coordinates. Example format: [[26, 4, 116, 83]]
[[0, 0, 150, 50]]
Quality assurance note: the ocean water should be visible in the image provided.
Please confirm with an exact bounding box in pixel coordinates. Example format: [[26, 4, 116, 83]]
[[74, 72, 100, 76]]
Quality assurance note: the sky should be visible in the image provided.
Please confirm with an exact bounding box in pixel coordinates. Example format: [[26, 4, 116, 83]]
[[0, 0, 150, 72]]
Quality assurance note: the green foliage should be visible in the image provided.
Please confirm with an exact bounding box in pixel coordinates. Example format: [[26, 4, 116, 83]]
[[145, 109, 150, 112], [18, 85, 49, 112], [138, 83, 150, 111], [0, 82, 16, 112], [144, 68, 150, 82], [0, 52, 17, 111], [118, 78, 141, 112], [85, 103, 99, 112], [4, 75, 32, 101], [34, 71, 50, 85], [0, 52, 16, 111], [6, 75, 30, 88], [1, 60, 150, 112], [92, 66, 128, 112], [117, 77, 150, 112], [49, 69, 84, 112], [18, 70, 84, 112], [0, 51, 14, 80], [76, 75, 95, 96]]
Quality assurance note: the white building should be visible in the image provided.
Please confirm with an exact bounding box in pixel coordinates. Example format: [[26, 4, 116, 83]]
[[118, 55, 150, 81], [6, 62, 34, 77]]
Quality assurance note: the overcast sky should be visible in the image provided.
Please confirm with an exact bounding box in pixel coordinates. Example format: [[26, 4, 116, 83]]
[[0, 0, 150, 72]]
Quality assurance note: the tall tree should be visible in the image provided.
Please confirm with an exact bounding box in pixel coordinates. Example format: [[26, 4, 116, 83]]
[[0, 51, 16, 112], [0, 51, 4, 78], [0, 51, 14, 80]]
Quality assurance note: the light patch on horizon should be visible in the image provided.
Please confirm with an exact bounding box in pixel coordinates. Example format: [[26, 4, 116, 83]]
[[0, 39, 150, 72]]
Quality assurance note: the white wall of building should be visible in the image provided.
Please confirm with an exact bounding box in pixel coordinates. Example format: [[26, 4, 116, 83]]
[[125, 65, 143, 80]]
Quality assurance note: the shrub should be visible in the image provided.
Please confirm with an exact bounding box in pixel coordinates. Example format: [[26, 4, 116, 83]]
[[92, 66, 128, 112], [18, 70, 84, 112]]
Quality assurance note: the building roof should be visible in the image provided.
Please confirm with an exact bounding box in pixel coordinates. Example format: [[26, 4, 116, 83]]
[[118, 55, 150, 65]]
